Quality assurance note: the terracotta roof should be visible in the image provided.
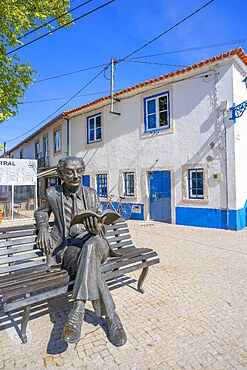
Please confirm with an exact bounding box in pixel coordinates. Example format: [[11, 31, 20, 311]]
[[9, 47, 247, 153], [64, 47, 247, 117]]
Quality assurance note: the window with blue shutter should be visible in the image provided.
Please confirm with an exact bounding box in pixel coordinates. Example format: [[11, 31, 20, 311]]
[[87, 113, 102, 144], [144, 92, 170, 132], [97, 174, 107, 197], [188, 169, 204, 199]]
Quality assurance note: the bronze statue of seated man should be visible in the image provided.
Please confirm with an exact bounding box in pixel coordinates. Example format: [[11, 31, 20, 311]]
[[34, 156, 127, 346]]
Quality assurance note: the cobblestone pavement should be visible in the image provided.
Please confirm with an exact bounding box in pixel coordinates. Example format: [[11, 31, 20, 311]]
[[1, 220, 247, 369]]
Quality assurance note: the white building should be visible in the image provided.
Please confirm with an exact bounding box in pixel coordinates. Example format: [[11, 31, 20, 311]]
[[8, 48, 247, 230]]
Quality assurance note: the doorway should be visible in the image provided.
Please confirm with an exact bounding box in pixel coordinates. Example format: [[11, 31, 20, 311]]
[[149, 170, 171, 223]]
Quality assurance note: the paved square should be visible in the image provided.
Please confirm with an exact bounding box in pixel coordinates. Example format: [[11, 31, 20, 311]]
[[1, 220, 247, 369]]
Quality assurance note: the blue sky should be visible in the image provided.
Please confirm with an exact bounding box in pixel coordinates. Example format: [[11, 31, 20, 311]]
[[2, 0, 247, 151]]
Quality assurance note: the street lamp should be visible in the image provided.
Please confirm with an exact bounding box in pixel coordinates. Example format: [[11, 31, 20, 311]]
[[230, 76, 247, 123]]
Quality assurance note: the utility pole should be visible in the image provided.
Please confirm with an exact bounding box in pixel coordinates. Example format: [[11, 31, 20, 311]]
[[110, 58, 121, 116], [3, 142, 6, 158]]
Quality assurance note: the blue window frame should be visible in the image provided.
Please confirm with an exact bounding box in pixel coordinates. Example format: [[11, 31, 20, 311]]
[[124, 172, 135, 196], [97, 174, 107, 197], [188, 169, 204, 199], [144, 91, 170, 132], [54, 129, 61, 153], [87, 113, 102, 143]]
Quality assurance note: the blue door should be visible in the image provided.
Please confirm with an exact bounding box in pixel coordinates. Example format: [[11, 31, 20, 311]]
[[82, 175, 90, 187], [149, 171, 171, 223]]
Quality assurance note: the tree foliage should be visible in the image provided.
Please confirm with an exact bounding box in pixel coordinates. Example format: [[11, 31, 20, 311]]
[[0, 0, 72, 122]]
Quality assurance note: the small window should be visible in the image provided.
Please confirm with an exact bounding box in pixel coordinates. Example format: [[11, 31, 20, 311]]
[[97, 174, 107, 197], [144, 92, 170, 132], [54, 128, 61, 154], [188, 169, 204, 199], [124, 172, 135, 196], [43, 135, 49, 158], [87, 114, 102, 143], [35, 141, 40, 159], [20, 149, 23, 159]]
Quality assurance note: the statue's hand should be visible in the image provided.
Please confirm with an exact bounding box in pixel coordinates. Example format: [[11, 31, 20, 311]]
[[83, 216, 102, 235], [69, 224, 85, 237], [37, 227, 51, 255]]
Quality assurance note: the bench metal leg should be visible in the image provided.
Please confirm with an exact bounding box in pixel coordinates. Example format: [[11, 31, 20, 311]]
[[20, 303, 31, 344], [137, 266, 149, 294]]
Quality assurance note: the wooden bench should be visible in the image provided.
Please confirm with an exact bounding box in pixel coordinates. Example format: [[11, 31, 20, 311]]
[[0, 220, 159, 343]]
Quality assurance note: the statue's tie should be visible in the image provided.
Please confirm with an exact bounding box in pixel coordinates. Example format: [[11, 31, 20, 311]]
[[71, 193, 78, 219]]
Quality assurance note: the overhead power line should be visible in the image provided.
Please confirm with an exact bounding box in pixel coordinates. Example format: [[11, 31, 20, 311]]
[[6, 0, 215, 145], [132, 38, 247, 60], [24, 90, 117, 104], [32, 38, 247, 85], [6, 0, 116, 55], [17, 0, 94, 42], [34, 63, 108, 83], [7, 63, 111, 143], [119, 0, 215, 62], [125, 60, 187, 68]]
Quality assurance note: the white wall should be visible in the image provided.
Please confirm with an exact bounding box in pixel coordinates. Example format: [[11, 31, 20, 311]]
[[232, 64, 247, 209], [10, 119, 68, 167], [69, 62, 235, 217], [9, 59, 243, 220]]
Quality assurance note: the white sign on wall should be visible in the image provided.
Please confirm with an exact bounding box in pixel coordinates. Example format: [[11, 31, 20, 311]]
[[0, 159, 37, 185]]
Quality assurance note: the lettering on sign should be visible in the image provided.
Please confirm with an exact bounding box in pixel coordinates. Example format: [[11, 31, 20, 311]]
[[0, 161, 16, 166]]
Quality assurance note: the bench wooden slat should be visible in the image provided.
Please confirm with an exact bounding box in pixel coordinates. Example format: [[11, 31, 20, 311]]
[[4, 283, 74, 312], [0, 244, 37, 257], [0, 269, 66, 290], [0, 251, 43, 265], [101, 251, 157, 273], [2, 273, 69, 300], [109, 240, 134, 249], [0, 236, 37, 248], [105, 228, 130, 237], [105, 247, 154, 261], [107, 234, 132, 243], [0, 259, 46, 275], [105, 222, 127, 231], [0, 224, 35, 234], [104, 258, 160, 281], [0, 229, 35, 240], [0, 265, 50, 292]]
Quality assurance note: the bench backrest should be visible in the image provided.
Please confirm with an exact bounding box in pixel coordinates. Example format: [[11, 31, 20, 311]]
[[0, 226, 46, 276], [0, 220, 133, 277]]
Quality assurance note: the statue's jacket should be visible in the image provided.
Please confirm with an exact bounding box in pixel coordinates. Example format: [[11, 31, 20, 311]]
[[34, 184, 119, 264]]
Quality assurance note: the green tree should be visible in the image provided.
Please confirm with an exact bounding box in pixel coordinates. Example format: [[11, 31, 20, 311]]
[[0, 0, 72, 122]]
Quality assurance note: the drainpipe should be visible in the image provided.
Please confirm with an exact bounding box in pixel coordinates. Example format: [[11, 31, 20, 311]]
[[222, 108, 229, 229], [64, 117, 71, 156]]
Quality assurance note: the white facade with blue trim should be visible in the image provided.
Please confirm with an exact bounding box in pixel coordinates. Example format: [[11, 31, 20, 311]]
[[8, 49, 247, 230]]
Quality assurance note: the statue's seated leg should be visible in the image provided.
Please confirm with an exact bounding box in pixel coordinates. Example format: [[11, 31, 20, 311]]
[[62, 299, 85, 344], [62, 235, 127, 346], [61, 236, 109, 343], [105, 312, 127, 347]]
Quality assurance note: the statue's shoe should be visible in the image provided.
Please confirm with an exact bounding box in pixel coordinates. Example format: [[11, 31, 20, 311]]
[[62, 309, 83, 344], [106, 313, 127, 347]]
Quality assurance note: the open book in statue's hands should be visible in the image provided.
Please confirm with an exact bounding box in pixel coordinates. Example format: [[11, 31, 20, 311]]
[[70, 209, 121, 227]]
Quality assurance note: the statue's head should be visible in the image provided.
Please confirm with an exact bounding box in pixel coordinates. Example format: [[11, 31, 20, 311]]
[[57, 156, 85, 191]]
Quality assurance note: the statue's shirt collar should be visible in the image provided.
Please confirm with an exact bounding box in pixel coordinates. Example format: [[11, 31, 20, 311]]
[[63, 184, 82, 200]]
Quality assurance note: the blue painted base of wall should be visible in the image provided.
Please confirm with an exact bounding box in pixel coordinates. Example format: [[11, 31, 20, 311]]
[[176, 203, 247, 231], [101, 201, 144, 221]]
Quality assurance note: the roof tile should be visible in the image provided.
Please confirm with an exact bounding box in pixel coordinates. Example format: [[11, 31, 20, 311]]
[[63, 48, 247, 117]]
